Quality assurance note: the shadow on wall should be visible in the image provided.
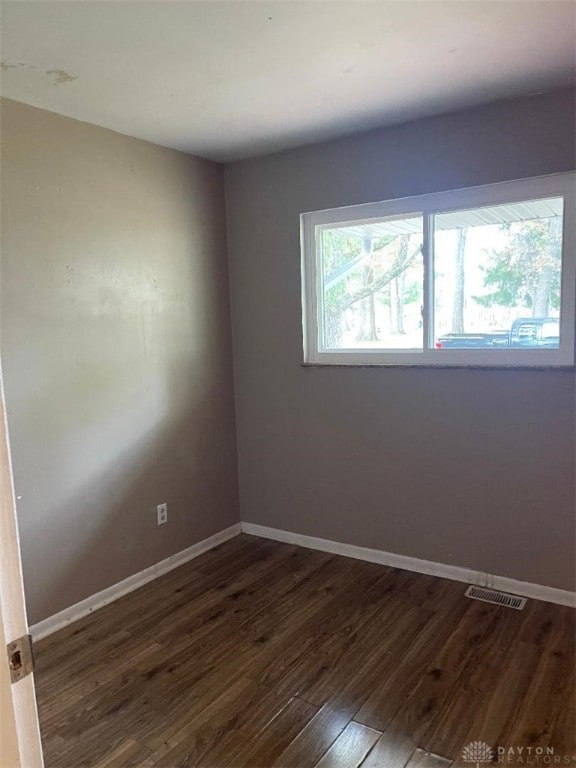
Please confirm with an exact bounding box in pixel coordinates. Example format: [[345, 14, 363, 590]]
[[5, 296, 239, 623], [10, 349, 238, 626], [0, 98, 239, 627]]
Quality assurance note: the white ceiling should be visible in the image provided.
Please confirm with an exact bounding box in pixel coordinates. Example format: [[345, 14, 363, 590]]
[[1, 1, 575, 162]]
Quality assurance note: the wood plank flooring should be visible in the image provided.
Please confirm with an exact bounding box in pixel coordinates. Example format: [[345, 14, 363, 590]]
[[34, 534, 576, 768]]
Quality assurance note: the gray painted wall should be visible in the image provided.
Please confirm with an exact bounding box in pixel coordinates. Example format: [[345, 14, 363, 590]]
[[225, 89, 576, 592], [1, 99, 239, 624]]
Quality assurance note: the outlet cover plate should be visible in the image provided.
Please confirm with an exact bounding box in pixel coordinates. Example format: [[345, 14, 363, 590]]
[[157, 503, 168, 525]]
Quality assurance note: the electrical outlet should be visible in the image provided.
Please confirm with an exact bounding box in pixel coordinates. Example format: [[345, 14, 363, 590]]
[[157, 503, 168, 526]]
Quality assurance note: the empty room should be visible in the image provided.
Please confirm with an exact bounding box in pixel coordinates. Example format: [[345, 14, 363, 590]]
[[1, 1, 575, 767]]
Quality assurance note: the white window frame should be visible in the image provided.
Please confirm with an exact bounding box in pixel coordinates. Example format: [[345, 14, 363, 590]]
[[301, 173, 576, 368]]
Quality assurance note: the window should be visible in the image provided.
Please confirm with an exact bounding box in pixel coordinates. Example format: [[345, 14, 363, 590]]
[[301, 173, 575, 367]]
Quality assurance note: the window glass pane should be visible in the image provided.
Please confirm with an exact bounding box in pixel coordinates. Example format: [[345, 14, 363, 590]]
[[319, 216, 424, 350], [433, 197, 563, 350]]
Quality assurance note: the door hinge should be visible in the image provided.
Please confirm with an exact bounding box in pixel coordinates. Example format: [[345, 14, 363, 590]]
[[7, 634, 34, 684]]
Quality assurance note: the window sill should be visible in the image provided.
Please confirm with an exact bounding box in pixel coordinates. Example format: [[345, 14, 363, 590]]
[[301, 361, 575, 371]]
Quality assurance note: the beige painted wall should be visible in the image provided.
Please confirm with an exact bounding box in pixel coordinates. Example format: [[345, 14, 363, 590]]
[[1, 98, 239, 624], [225, 89, 576, 592]]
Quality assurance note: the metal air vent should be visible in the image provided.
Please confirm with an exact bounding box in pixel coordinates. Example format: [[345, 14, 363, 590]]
[[465, 585, 526, 610]]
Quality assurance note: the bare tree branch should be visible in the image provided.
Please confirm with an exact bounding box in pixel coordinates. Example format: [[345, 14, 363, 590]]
[[336, 244, 421, 311]]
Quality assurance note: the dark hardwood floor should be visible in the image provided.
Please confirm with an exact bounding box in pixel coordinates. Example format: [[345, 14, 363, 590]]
[[34, 534, 576, 768]]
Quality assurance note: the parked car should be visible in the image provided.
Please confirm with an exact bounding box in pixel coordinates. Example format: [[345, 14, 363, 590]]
[[436, 317, 560, 349]]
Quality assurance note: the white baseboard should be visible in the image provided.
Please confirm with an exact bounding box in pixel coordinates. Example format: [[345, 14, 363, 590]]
[[30, 518, 574, 641], [241, 522, 576, 609], [30, 523, 242, 640]]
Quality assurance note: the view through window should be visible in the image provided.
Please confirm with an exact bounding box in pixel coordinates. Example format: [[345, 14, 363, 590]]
[[302, 174, 575, 366], [321, 215, 423, 350], [433, 198, 562, 350]]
